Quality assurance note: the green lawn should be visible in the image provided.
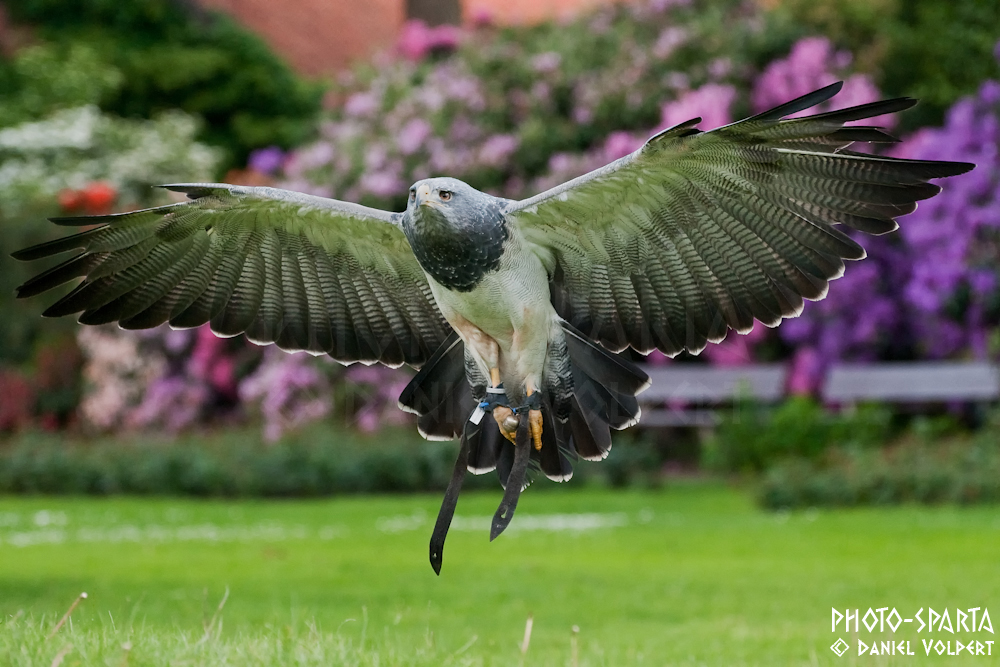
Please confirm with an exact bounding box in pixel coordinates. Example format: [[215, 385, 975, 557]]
[[1, 483, 998, 665]]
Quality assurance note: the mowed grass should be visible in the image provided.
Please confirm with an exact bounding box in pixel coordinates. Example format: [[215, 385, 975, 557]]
[[1, 483, 998, 666]]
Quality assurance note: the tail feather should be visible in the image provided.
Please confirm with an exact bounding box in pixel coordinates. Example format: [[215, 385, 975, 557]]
[[467, 412, 502, 474], [560, 321, 648, 463], [563, 323, 651, 395], [568, 393, 612, 461], [537, 401, 575, 481], [396, 321, 650, 482], [398, 332, 471, 440]]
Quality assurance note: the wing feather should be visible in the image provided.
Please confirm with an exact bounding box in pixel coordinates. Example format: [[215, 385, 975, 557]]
[[508, 84, 973, 356], [14, 184, 450, 367]]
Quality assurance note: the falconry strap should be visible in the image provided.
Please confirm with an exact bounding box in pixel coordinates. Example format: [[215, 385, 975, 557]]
[[431, 388, 534, 574], [469, 384, 541, 424]]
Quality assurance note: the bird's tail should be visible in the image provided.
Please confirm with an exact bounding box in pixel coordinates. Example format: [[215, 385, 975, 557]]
[[397, 322, 650, 486], [397, 331, 474, 441]]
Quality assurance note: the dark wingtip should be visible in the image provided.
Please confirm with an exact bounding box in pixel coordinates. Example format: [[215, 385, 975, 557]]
[[48, 215, 105, 227], [947, 161, 977, 177], [430, 547, 443, 575], [751, 81, 844, 122]]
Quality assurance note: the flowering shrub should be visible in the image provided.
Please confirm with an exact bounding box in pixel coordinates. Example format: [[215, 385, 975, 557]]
[[0, 106, 220, 218], [7, 0, 998, 439], [782, 75, 1000, 383], [0, 103, 221, 427]]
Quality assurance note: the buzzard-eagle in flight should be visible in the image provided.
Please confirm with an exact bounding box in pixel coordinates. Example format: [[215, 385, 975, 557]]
[[13, 83, 973, 572]]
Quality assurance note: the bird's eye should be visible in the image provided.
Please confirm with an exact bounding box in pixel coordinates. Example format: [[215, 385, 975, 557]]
[[439, 190, 452, 202], [409, 188, 416, 201]]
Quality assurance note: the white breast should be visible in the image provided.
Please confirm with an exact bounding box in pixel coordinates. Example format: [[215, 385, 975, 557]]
[[426, 231, 557, 391]]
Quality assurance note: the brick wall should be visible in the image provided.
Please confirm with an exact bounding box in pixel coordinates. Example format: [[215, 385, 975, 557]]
[[196, 0, 406, 75], [197, 0, 632, 76]]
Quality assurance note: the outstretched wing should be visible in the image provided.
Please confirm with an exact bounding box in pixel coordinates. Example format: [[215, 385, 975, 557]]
[[506, 83, 974, 355], [13, 184, 451, 367]]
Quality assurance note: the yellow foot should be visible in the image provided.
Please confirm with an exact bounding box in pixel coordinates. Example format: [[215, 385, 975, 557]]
[[493, 405, 518, 443], [529, 409, 543, 451]]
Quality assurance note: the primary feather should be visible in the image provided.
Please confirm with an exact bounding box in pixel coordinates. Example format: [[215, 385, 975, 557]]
[[508, 82, 974, 356], [13, 184, 451, 367]]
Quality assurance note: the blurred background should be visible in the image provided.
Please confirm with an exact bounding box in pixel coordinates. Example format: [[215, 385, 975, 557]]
[[0, 0, 999, 504], [1, 1, 1000, 664]]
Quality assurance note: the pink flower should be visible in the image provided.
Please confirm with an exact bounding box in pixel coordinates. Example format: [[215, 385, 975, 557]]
[[788, 347, 823, 397], [359, 170, 404, 198], [397, 20, 461, 62], [653, 27, 687, 60], [344, 92, 379, 117], [603, 131, 644, 161], [532, 52, 562, 74], [751, 37, 892, 127], [469, 7, 494, 28], [397, 118, 433, 155], [702, 324, 767, 366], [478, 134, 519, 166], [660, 83, 737, 130]]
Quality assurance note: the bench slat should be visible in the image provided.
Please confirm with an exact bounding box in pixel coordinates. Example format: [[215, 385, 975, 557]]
[[822, 362, 1000, 402], [640, 364, 787, 402]]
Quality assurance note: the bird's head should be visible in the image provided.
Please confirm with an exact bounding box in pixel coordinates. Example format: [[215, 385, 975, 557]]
[[406, 177, 489, 229]]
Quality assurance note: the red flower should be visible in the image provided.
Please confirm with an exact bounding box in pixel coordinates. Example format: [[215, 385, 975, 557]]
[[81, 182, 117, 214], [57, 188, 82, 212]]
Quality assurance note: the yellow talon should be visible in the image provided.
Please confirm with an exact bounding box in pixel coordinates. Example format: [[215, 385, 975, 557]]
[[529, 409, 543, 451], [493, 406, 517, 443]]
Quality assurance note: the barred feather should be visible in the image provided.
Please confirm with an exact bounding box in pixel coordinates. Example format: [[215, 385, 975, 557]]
[[511, 82, 974, 356], [14, 184, 451, 367]]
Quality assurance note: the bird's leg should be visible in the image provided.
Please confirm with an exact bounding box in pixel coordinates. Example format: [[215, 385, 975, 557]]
[[526, 381, 543, 451], [491, 367, 518, 444]]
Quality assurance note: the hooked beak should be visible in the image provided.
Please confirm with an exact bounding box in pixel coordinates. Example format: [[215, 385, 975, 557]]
[[415, 184, 438, 209]]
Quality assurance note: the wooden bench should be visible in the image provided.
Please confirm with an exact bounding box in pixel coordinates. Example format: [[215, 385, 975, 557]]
[[821, 361, 1000, 404], [636, 361, 1000, 427], [639, 364, 787, 427]]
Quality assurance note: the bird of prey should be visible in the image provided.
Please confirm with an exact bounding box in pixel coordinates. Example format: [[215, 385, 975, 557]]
[[13, 83, 973, 572]]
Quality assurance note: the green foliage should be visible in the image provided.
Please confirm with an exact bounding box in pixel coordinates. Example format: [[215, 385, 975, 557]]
[[3, 0, 323, 165], [0, 427, 474, 496], [0, 425, 668, 496], [879, 0, 1000, 130], [0, 106, 220, 365], [0, 43, 122, 127], [759, 436, 1000, 509], [771, 0, 1000, 131], [702, 397, 894, 473]]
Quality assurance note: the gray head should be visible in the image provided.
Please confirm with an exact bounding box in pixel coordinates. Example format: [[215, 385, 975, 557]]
[[401, 177, 510, 292], [405, 177, 488, 224]]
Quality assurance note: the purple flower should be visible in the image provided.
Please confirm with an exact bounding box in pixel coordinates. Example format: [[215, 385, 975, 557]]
[[660, 83, 737, 130], [359, 169, 404, 198], [344, 92, 380, 117], [653, 27, 687, 60], [703, 324, 767, 367], [788, 347, 823, 396], [532, 52, 562, 74], [602, 131, 644, 161], [478, 134, 519, 167], [128, 376, 209, 433], [397, 118, 433, 155], [752, 37, 840, 114], [248, 146, 285, 175], [397, 20, 461, 62], [240, 348, 332, 442]]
